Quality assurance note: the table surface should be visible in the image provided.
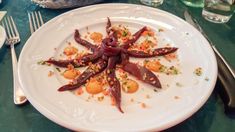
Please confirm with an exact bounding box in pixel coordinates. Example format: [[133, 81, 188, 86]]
[[0, 0, 235, 131]]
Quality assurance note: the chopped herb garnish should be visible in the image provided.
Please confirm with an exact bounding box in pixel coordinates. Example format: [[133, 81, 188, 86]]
[[122, 30, 128, 37], [159, 65, 167, 72], [166, 66, 180, 75], [56, 67, 61, 72], [158, 28, 164, 32], [37, 60, 46, 65], [123, 81, 127, 85], [144, 59, 150, 64]]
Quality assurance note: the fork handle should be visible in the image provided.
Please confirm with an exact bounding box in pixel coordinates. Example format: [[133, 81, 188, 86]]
[[10, 44, 26, 104]]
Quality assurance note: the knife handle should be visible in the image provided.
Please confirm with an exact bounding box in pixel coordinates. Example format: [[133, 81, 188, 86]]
[[213, 46, 235, 114]]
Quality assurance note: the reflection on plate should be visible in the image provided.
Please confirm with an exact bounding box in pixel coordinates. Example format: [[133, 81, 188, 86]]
[[18, 4, 217, 131]]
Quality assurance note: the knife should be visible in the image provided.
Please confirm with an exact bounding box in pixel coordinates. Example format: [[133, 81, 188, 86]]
[[184, 10, 235, 114]]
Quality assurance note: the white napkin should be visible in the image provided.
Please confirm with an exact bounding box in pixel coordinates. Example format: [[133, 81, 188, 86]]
[[0, 11, 6, 21], [0, 25, 6, 48], [0, 11, 7, 48]]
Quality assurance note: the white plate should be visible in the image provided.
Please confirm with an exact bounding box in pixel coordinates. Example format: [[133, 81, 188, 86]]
[[0, 25, 6, 48], [18, 4, 217, 131]]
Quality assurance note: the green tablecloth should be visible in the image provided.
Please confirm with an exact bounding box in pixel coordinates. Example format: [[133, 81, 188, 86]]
[[0, 0, 234, 131]]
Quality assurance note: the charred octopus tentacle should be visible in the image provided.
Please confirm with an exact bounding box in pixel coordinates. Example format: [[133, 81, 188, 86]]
[[106, 56, 123, 113], [74, 29, 98, 52], [46, 49, 102, 68], [127, 47, 178, 58], [121, 26, 147, 49], [58, 58, 107, 91], [46, 18, 178, 113]]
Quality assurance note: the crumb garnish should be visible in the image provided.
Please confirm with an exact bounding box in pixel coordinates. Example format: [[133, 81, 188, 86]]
[[174, 96, 180, 99], [205, 77, 209, 81], [48, 71, 54, 77], [176, 82, 183, 87], [194, 67, 203, 76]]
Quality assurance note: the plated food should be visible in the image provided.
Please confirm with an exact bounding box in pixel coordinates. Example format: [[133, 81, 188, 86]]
[[41, 18, 178, 113], [18, 4, 217, 131]]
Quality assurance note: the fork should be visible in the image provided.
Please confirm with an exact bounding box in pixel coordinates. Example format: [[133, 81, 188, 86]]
[[28, 11, 44, 34], [1, 16, 27, 105]]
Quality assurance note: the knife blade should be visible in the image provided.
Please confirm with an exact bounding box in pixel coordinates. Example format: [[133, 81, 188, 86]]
[[184, 10, 235, 114]]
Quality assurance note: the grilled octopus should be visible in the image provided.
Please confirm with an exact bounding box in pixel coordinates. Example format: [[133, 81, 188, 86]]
[[46, 18, 178, 113]]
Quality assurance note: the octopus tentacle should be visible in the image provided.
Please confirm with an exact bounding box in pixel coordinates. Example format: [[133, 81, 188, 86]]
[[74, 29, 98, 52], [106, 17, 112, 35], [127, 47, 178, 58], [106, 56, 123, 113], [121, 58, 161, 88], [58, 59, 107, 91], [46, 49, 102, 68], [121, 26, 147, 49]]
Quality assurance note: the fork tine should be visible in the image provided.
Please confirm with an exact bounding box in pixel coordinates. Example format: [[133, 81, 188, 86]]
[[29, 11, 44, 34], [34, 12, 40, 29], [28, 12, 34, 34], [38, 11, 44, 25], [7, 16, 16, 37], [10, 16, 20, 37], [31, 12, 37, 32], [4, 18, 12, 39]]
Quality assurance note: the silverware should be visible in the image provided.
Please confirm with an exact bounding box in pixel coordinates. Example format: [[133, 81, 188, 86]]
[[28, 11, 44, 34], [1, 16, 27, 105], [31, 0, 104, 9], [184, 10, 235, 114]]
